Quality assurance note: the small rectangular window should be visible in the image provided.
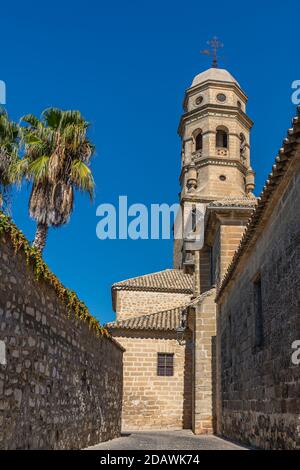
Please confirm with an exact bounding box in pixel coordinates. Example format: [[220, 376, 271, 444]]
[[254, 274, 263, 348], [157, 353, 174, 376]]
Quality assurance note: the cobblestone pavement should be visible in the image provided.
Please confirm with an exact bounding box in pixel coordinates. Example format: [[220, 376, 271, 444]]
[[86, 430, 247, 450]]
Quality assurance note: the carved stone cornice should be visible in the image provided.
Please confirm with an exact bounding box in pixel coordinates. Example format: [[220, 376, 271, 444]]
[[179, 156, 248, 187], [178, 105, 253, 136], [204, 203, 256, 246], [193, 156, 248, 174]]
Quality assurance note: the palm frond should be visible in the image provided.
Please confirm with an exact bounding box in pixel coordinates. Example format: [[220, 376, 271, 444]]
[[23, 131, 43, 145], [28, 155, 50, 182], [20, 114, 40, 128], [70, 159, 95, 199], [42, 108, 62, 129], [59, 110, 87, 130], [0, 110, 20, 193], [11, 157, 30, 184]]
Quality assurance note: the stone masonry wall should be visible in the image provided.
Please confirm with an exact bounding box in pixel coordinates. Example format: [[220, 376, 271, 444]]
[[115, 290, 191, 321], [216, 159, 300, 449], [199, 246, 212, 294], [0, 234, 123, 450], [112, 330, 192, 431], [219, 224, 246, 280], [191, 289, 216, 434]]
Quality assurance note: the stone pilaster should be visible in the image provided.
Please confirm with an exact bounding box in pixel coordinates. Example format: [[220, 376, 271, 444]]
[[191, 288, 216, 434]]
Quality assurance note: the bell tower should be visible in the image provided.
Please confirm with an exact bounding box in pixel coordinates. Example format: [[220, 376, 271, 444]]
[[179, 67, 255, 202], [174, 65, 255, 271], [173, 52, 258, 436]]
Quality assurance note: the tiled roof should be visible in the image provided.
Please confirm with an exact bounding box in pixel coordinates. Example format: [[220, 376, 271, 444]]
[[112, 269, 193, 293], [208, 196, 257, 209], [217, 106, 300, 300], [108, 288, 217, 332], [106, 306, 185, 332]]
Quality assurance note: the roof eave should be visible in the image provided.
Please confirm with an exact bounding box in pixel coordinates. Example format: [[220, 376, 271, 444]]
[[111, 285, 193, 294]]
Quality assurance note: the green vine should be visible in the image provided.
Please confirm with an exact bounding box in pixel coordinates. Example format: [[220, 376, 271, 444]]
[[0, 211, 110, 339]]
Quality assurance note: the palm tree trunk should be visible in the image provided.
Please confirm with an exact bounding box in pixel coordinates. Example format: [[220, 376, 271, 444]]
[[32, 222, 48, 253]]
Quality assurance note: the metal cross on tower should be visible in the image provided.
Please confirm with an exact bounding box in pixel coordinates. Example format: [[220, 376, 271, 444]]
[[200, 36, 224, 68]]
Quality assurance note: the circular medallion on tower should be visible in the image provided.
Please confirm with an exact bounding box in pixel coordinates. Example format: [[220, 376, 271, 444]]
[[216, 93, 226, 103], [195, 95, 203, 106]]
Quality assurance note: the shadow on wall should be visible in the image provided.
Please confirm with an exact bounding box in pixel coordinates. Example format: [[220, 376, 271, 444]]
[[182, 331, 193, 429], [211, 335, 217, 433]]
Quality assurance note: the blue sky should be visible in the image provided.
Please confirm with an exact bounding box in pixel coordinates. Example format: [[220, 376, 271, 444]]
[[1, 0, 299, 324]]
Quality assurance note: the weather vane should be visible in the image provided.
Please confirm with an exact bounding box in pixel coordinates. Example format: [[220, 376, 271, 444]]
[[200, 36, 224, 68]]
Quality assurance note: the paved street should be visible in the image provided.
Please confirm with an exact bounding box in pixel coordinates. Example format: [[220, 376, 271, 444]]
[[86, 430, 247, 450]]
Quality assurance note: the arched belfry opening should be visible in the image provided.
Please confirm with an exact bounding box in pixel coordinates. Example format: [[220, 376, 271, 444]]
[[194, 130, 203, 152], [216, 126, 228, 149]]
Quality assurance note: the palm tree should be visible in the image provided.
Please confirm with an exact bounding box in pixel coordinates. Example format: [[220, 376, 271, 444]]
[[16, 108, 95, 253], [0, 109, 19, 209]]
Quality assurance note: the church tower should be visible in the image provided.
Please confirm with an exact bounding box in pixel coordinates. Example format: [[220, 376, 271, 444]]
[[174, 66, 255, 272], [175, 60, 257, 435]]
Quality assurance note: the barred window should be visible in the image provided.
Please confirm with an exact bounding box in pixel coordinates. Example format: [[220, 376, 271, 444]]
[[157, 353, 174, 376]]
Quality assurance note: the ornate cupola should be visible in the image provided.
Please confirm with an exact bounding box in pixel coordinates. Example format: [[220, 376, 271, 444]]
[[174, 55, 256, 272], [178, 67, 255, 203]]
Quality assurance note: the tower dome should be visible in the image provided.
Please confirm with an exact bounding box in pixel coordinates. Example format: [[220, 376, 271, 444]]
[[191, 67, 240, 88]]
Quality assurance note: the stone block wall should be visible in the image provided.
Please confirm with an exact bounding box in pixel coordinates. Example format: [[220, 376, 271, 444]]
[[211, 217, 249, 287], [0, 233, 124, 450], [191, 289, 216, 434], [112, 330, 192, 431], [199, 246, 212, 294], [216, 160, 300, 449], [219, 224, 246, 279], [196, 164, 246, 200], [173, 238, 183, 269], [115, 290, 191, 321]]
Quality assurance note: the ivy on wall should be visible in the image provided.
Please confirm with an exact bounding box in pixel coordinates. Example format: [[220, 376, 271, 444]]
[[0, 211, 110, 339]]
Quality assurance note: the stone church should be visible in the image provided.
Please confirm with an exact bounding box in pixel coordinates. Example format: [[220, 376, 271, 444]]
[[107, 65, 300, 449]]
